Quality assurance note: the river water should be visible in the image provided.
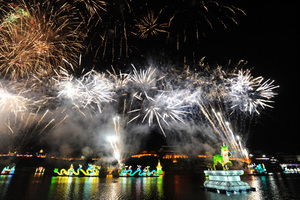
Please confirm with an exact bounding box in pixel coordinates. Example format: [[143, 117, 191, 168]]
[[1, 173, 300, 200]]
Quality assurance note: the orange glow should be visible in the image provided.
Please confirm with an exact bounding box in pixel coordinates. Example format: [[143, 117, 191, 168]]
[[49, 156, 84, 161], [0, 154, 104, 161], [16, 154, 33, 157], [230, 157, 251, 164], [131, 153, 158, 158], [163, 154, 189, 159]]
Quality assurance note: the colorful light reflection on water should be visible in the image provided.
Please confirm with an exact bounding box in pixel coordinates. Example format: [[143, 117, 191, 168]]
[[0, 173, 300, 199]]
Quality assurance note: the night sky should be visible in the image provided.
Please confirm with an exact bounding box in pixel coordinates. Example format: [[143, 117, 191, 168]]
[[129, 1, 299, 154], [1, 0, 298, 155], [208, 1, 299, 154], [84, 0, 299, 154]]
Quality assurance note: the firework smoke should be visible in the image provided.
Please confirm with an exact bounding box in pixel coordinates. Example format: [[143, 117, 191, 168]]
[[54, 67, 115, 114], [0, 0, 280, 164], [0, 57, 278, 160]]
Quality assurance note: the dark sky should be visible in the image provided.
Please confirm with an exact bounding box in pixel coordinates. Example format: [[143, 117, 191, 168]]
[[65, 0, 299, 154], [134, 0, 299, 154], [200, 1, 299, 153], [9, 0, 296, 155]]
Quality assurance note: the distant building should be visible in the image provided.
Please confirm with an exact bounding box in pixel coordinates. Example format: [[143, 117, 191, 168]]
[[277, 153, 300, 163]]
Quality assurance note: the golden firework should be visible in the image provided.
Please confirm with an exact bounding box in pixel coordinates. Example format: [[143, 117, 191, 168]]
[[0, 1, 85, 79], [135, 10, 169, 39]]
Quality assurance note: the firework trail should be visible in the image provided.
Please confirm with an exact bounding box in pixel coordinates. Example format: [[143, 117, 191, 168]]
[[196, 99, 247, 158], [128, 90, 189, 136], [166, 0, 246, 43], [54, 65, 115, 116], [106, 61, 278, 159], [72, 0, 107, 25], [227, 69, 279, 114], [0, 1, 85, 79], [135, 10, 169, 39], [158, 60, 278, 157], [129, 65, 162, 97], [0, 82, 31, 115], [112, 116, 122, 163], [82, 0, 245, 67], [125, 65, 173, 135], [107, 67, 130, 90]]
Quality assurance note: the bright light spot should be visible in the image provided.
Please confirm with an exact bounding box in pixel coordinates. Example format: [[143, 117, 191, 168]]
[[114, 151, 120, 160], [107, 135, 118, 143]]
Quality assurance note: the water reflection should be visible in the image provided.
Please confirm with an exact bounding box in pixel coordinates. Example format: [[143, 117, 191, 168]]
[[0, 173, 299, 199], [47, 176, 100, 199], [241, 173, 300, 200], [0, 175, 12, 200], [119, 176, 164, 199]]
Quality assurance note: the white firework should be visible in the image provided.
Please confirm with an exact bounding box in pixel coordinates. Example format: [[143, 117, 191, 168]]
[[55, 67, 114, 113], [107, 68, 130, 90], [0, 87, 29, 114], [128, 91, 189, 136], [0, 81, 36, 115], [130, 65, 157, 87], [227, 69, 279, 114]]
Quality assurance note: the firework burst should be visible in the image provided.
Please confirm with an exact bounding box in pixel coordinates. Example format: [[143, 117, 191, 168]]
[[54, 67, 115, 114], [107, 67, 130, 90], [142, 91, 189, 136], [135, 10, 169, 39], [0, 1, 85, 79], [73, 0, 107, 23], [130, 65, 159, 91], [0, 83, 30, 115], [227, 69, 279, 114]]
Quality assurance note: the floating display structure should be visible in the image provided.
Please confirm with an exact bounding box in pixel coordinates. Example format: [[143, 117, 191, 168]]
[[204, 170, 251, 194], [35, 167, 45, 175], [204, 146, 252, 194], [119, 160, 164, 177], [1, 166, 15, 175], [54, 164, 101, 176]]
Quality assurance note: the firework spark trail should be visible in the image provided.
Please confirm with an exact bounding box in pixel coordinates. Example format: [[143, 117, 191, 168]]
[[128, 90, 190, 136], [107, 67, 130, 90], [113, 116, 121, 138], [0, 86, 29, 114], [212, 109, 241, 153], [0, 80, 47, 135], [125, 65, 191, 135], [107, 116, 122, 165], [135, 10, 169, 39], [163, 0, 246, 60], [72, 0, 107, 25], [54, 67, 115, 114], [197, 100, 224, 140], [197, 99, 246, 157], [0, 55, 279, 159], [227, 69, 279, 114], [130, 65, 158, 90], [0, 1, 85, 79]]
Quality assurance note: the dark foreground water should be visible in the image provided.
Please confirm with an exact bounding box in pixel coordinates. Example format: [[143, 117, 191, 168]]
[[1, 173, 300, 200]]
